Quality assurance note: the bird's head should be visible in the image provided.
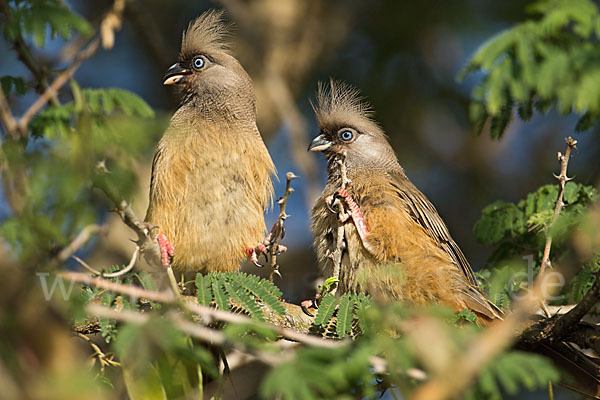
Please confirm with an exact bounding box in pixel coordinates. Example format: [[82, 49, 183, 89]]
[[164, 10, 255, 118], [309, 80, 398, 171]]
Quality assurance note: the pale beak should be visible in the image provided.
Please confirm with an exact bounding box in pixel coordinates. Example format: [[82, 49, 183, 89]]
[[163, 63, 191, 85], [308, 134, 333, 152]]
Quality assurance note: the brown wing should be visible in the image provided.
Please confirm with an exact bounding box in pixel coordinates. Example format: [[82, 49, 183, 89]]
[[387, 170, 478, 286], [385, 170, 503, 320]]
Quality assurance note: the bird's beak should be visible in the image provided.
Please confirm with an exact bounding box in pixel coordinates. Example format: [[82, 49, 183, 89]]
[[163, 63, 191, 85], [308, 134, 333, 152]]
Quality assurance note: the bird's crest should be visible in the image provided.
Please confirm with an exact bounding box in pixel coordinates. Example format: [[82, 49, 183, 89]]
[[312, 80, 381, 133], [180, 10, 232, 59]]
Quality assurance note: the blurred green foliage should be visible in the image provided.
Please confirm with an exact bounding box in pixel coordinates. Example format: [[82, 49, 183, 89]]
[[461, 0, 600, 137]]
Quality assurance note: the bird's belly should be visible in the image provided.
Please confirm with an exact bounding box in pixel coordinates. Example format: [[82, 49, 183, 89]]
[[151, 154, 269, 273]]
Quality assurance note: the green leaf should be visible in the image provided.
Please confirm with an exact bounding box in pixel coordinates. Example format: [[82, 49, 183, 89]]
[[210, 276, 229, 311], [314, 294, 339, 327], [354, 294, 372, 333], [321, 276, 340, 294], [455, 308, 478, 324], [336, 294, 354, 338], [224, 279, 264, 321], [194, 274, 210, 306], [460, 0, 600, 135]]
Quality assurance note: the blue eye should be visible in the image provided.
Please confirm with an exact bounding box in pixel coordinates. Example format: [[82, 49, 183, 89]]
[[192, 57, 205, 69], [339, 130, 354, 141]]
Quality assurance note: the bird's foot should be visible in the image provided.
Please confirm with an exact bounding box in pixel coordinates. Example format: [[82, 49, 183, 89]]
[[245, 242, 287, 267], [245, 243, 267, 267], [155, 233, 174, 268], [327, 189, 376, 255], [300, 294, 320, 317]]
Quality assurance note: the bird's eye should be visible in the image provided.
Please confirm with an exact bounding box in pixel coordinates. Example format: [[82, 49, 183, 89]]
[[192, 56, 205, 70], [339, 129, 354, 142]]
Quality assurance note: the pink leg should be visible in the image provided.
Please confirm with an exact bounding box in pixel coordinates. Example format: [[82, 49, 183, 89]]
[[156, 233, 174, 267]]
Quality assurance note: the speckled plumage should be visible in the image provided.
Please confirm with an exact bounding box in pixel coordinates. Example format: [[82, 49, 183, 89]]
[[145, 11, 274, 273], [310, 81, 501, 322]]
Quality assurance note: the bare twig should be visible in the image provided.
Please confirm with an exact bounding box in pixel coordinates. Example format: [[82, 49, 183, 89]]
[[59, 271, 175, 303], [56, 224, 104, 263], [103, 246, 140, 278], [264, 171, 297, 281], [72, 255, 102, 275], [17, 38, 101, 136], [539, 137, 577, 276], [75, 332, 121, 371], [68, 238, 139, 278]]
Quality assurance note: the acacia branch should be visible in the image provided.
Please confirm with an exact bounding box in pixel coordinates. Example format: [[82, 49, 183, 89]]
[[539, 137, 577, 276], [63, 270, 337, 348], [522, 268, 600, 345], [328, 151, 350, 296], [2, 0, 126, 139], [16, 38, 101, 137], [265, 171, 297, 281]]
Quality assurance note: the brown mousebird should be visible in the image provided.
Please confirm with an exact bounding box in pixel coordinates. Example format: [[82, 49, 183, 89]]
[[145, 10, 275, 273], [309, 81, 502, 323], [309, 81, 600, 396]]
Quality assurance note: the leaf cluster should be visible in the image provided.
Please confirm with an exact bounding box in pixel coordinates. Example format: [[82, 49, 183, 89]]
[[195, 272, 286, 321], [475, 181, 597, 307], [312, 292, 372, 338], [474, 182, 596, 259], [460, 0, 600, 137], [3, 0, 92, 47]]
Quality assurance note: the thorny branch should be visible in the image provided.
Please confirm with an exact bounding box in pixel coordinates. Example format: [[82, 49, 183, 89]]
[[263, 171, 297, 282], [410, 137, 592, 400], [327, 151, 351, 296], [538, 137, 577, 276]]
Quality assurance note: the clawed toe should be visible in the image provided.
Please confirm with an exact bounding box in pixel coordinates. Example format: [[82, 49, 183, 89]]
[[245, 243, 267, 267], [156, 233, 174, 268], [301, 298, 318, 317]]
